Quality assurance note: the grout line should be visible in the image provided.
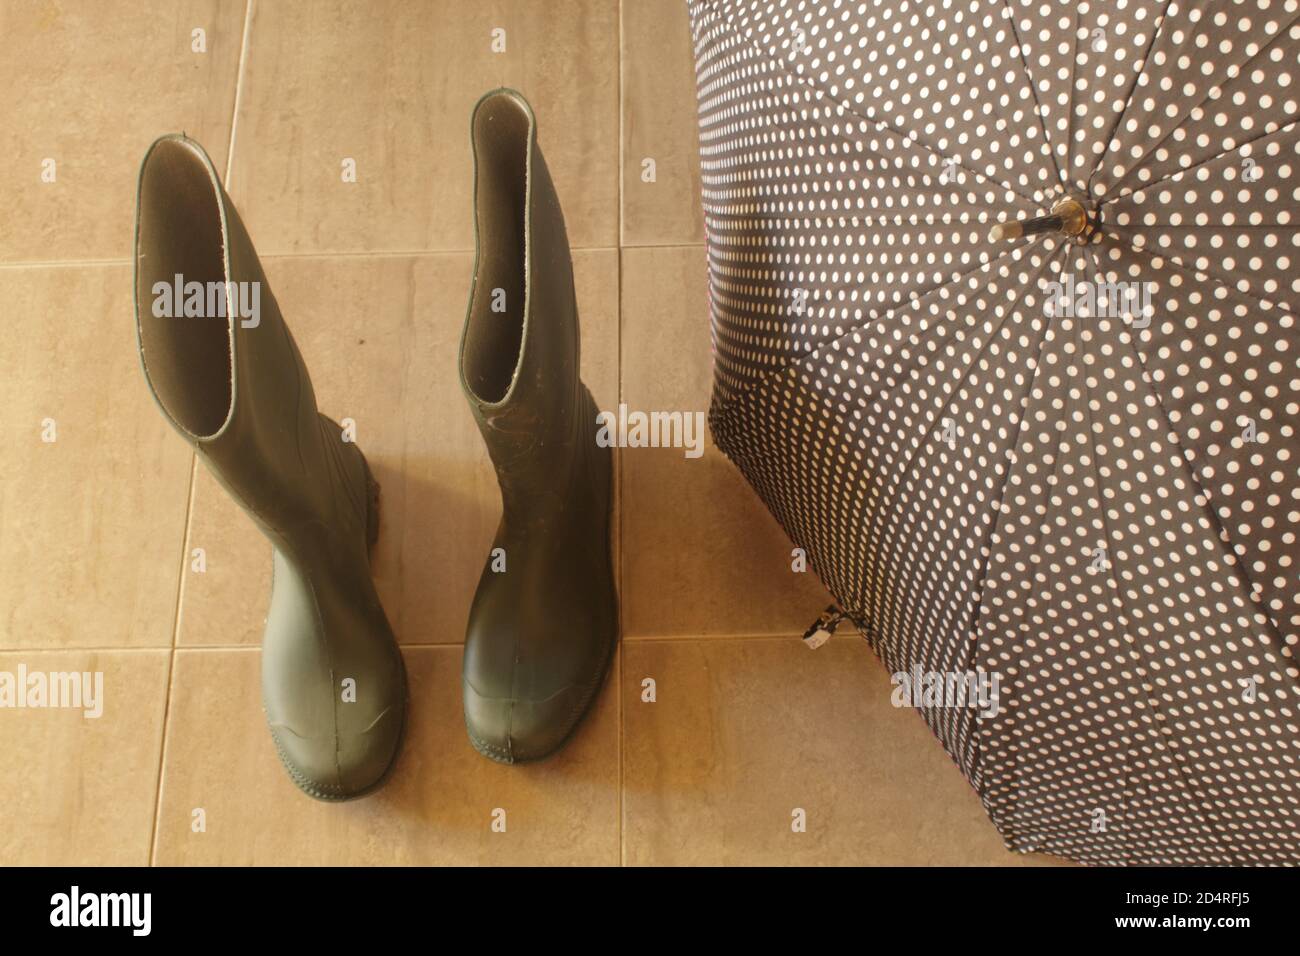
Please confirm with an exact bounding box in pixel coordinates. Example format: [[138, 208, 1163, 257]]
[[257, 247, 528, 261], [617, 240, 707, 251], [0, 632, 800, 655], [0, 258, 131, 270], [259, 244, 632, 261], [0, 646, 181, 655], [170, 645, 261, 653], [146, 452, 196, 866], [0, 633, 808, 654], [619, 632, 810, 644], [0, 243, 703, 273], [224, 0, 256, 188], [617, 0, 626, 252], [144, 627, 180, 865], [616, 0, 627, 868]]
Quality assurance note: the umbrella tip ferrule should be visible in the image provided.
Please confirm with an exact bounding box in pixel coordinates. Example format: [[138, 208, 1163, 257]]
[[989, 221, 1023, 241]]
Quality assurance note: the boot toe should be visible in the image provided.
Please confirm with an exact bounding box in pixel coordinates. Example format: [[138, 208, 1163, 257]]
[[463, 680, 587, 764], [269, 706, 403, 800]]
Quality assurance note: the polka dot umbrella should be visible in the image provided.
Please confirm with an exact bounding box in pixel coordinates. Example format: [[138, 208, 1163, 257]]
[[686, 0, 1300, 864]]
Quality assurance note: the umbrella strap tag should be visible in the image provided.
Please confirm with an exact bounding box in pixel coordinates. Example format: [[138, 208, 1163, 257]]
[[802, 605, 847, 649]]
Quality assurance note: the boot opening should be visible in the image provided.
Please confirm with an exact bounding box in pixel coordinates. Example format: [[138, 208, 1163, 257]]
[[135, 138, 233, 438], [464, 91, 530, 405]]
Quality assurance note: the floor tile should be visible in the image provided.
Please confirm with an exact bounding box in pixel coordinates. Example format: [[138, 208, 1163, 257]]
[[177, 248, 619, 646], [621, 637, 1068, 866], [0, 649, 169, 864], [226, 0, 618, 255], [620, 0, 704, 245], [0, 264, 192, 649], [0, 0, 246, 262], [620, 246, 833, 637], [153, 645, 619, 864]]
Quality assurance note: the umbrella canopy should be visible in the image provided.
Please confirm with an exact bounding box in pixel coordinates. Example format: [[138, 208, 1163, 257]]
[[687, 0, 1300, 864]]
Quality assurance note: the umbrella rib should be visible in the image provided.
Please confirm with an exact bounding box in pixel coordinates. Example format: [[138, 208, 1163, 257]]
[[699, 0, 1042, 206], [1089, 242, 1288, 652], [993, 0, 1066, 191], [1102, 12, 1300, 201], [964, 246, 1070, 644], [1062, 0, 1085, 188], [963, 248, 1066, 846], [1067, 256, 1138, 867], [1100, 114, 1300, 209], [707, 240, 1040, 430], [1099, 225, 1291, 318], [863, 251, 1060, 706], [1104, 230, 1296, 315], [1085, 0, 1177, 196], [982, 357, 1071, 855], [1075, 243, 1239, 862]]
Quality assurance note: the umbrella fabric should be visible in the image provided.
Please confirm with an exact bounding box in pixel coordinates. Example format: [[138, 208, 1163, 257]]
[[687, 0, 1300, 865]]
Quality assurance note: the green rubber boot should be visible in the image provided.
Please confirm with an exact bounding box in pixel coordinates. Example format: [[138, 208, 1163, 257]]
[[134, 135, 406, 799], [458, 89, 620, 763]]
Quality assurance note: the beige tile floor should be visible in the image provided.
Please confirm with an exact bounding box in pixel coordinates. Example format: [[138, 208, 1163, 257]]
[[0, 0, 1061, 866]]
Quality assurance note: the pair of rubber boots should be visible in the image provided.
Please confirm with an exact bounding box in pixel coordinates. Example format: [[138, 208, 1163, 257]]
[[133, 90, 618, 799]]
